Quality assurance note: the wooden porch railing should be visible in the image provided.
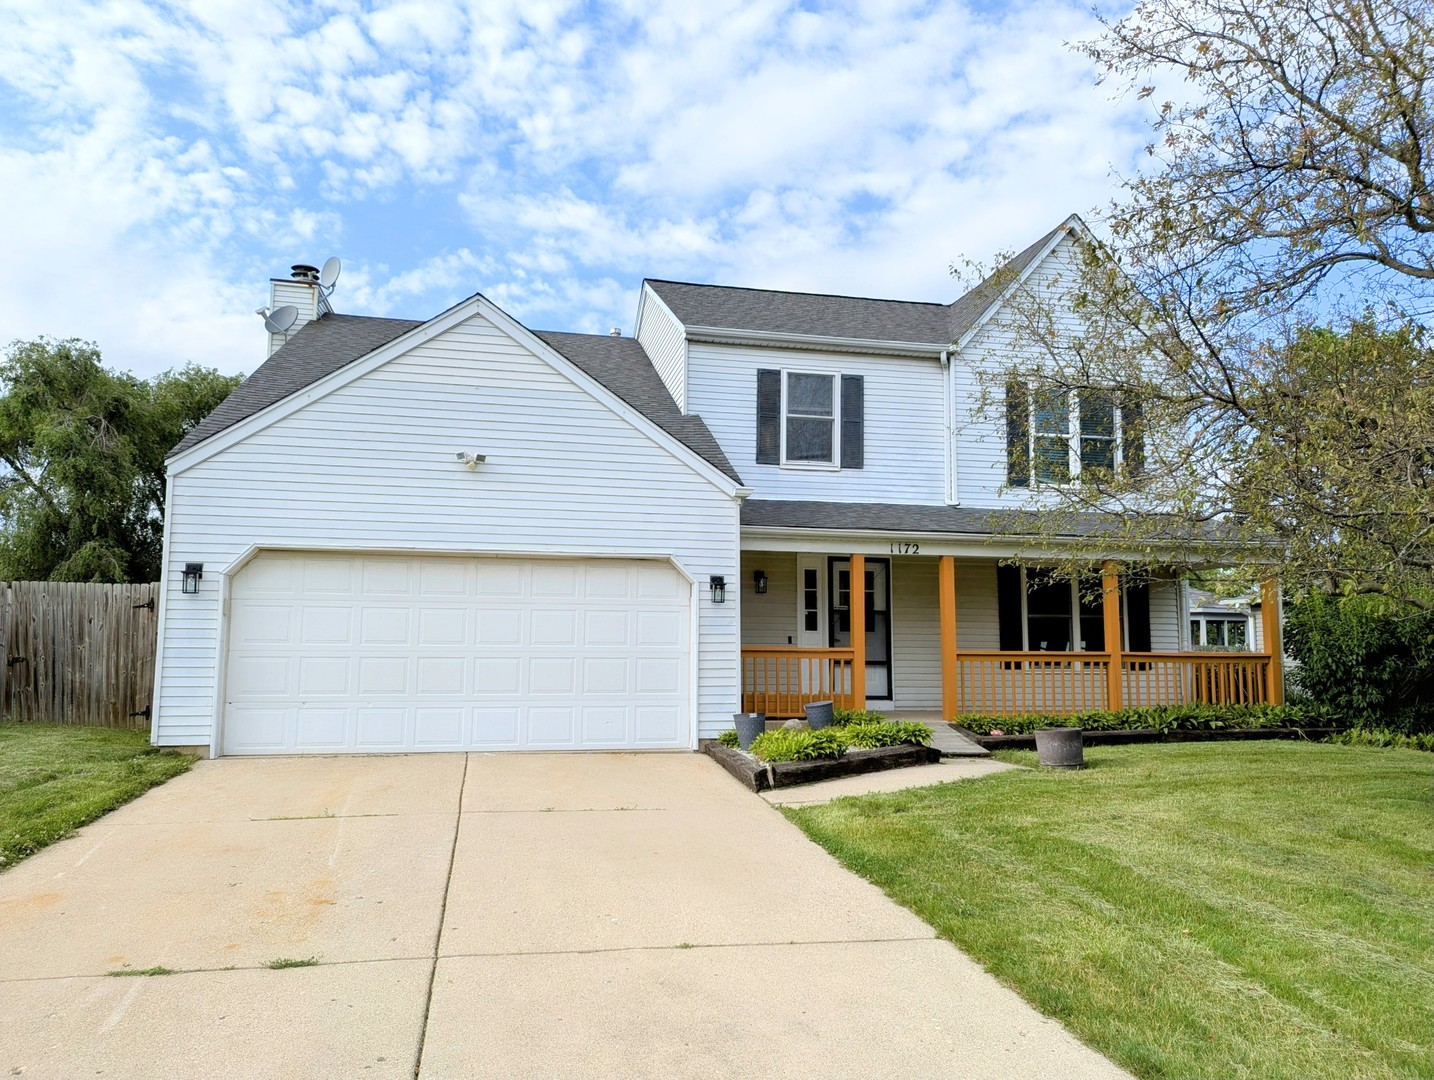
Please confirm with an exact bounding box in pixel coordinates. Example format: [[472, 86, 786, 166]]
[[741, 646, 855, 717], [1122, 652, 1273, 708], [954, 652, 1112, 716]]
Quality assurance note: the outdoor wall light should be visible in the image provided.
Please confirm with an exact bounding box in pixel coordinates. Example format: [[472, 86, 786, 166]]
[[181, 563, 203, 594], [753, 570, 768, 594], [456, 451, 487, 470], [709, 575, 727, 604]]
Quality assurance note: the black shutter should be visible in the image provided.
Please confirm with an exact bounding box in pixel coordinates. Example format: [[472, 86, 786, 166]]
[[756, 369, 781, 464], [1122, 397, 1145, 479], [1006, 378, 1030, 487], [840, 374, 864, 469], [1126, 578, 1151, 652], [997, 564, 1024, 651]]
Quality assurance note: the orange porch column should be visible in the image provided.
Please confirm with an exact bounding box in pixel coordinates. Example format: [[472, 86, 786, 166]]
[[850, 553, 866, 709], [1261, 578, 1284, 705], [939, 555, 959, 721], [1102, 561, 1123, 710]]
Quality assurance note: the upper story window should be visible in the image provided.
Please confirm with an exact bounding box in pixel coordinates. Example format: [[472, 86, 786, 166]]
[[1008, 380, 1143, 487], [783, 372, 836, 464], [756, 369, 864, 470]]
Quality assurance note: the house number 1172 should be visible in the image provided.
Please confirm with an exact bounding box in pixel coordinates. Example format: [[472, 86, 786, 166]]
[[888, 542, 920, 554]]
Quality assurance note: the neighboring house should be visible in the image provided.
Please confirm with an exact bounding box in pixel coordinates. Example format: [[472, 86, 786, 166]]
[[1185, 588, 1257, 651], [152, 215, 1284, 756]]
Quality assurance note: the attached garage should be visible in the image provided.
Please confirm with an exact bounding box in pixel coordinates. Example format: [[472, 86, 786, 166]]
[[220, 552, 693, 755]]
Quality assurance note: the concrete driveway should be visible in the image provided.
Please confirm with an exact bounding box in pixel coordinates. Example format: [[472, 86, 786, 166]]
[[0, 753, 1129, 1080]]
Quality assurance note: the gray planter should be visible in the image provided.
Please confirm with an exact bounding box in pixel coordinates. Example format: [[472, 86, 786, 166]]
[[1035, 727, 1085, 769], [804, 700, 835, 730], [733, 712, 767, 751]]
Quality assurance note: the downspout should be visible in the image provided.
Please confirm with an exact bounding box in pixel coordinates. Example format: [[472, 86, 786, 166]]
[[941, 350, 959, 505]]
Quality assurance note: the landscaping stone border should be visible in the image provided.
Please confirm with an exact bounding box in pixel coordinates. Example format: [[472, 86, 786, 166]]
[[701, 741, 942, 792], [953, 725, 1341, 751]]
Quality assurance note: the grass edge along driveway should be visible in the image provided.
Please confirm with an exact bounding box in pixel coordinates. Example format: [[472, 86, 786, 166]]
[[786, 742, 1433, 1080], [1, 723, 195, 870]]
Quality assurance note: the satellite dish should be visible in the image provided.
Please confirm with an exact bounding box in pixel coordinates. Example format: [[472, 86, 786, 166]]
[[263, 304, 299, 335], [320, 256, 342, 290]]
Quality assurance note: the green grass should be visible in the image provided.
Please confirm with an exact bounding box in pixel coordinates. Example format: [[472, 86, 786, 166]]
[[0, 723, 196, 869], [106, 966, 176, 977], [786, 742, 1433, 1080], [265, 956, 320, 969]]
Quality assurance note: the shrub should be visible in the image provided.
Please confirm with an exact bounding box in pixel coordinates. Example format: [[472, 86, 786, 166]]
[[1285, 592, 1434, 734], [716, 730, 740, 748], [749, 728, 847, 763], [954, 703, 1332, 737], [831, 707, 887, 726], [1328, 728, 1434, 752], [836, 721, 933, 749]]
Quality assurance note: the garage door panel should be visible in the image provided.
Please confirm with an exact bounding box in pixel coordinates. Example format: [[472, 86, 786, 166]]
[[223, 554, 691, 754], [527, 706, 576, 745], [296, 707, 348, 748]]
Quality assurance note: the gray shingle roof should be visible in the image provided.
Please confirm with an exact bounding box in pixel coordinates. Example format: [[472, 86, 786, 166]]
[[740, 499, 1193, 541], [170, 314, 421, 456], [168, 314, 743, 485], [532, 331, 742, 483], [646, 220, 1068, 348]]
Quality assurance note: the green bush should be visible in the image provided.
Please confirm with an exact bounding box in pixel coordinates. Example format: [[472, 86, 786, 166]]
[[954, 703, 1332, 737], [716, 730, 740, 748], [831, 707, 887, 726], [836, 721, 933, 749], [749, 728, 847, 763], [1285, 592, 1434, 734], [1328, 728, 1434, 752]]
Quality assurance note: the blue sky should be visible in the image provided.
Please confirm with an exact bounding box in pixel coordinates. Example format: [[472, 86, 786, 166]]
[[1, 0, 1150, 378]]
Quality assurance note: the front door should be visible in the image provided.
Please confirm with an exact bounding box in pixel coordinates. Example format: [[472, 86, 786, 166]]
[[829, 558, 892, 700]]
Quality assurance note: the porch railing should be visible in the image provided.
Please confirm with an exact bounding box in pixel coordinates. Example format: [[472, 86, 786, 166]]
[[955, 652, 1112, 716], [742, 646, 1276, 718], [741, 646, 856, 717], [1122, 652, 1273, 709]]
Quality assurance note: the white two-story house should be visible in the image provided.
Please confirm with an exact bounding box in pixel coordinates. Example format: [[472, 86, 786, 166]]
[[152, 216, 1283, 756]]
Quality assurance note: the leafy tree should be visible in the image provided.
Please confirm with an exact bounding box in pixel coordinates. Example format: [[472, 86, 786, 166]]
[[0, 338, 241, 584], [966, 0, 1433, 608]]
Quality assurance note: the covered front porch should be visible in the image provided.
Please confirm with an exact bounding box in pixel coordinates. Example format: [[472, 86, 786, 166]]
[[737, 549, 1283, 719]]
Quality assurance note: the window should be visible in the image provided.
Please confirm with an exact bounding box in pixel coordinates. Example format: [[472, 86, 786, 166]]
[[1007, 382, 1141, 486], [802, 568, 820, 632], [757, 369, 865, 469], [783, 372, 836, 464], [998, 565, 1151, 653]]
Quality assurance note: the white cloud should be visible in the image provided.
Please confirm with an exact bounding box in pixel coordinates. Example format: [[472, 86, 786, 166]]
[[0, 0, 1153, 376]]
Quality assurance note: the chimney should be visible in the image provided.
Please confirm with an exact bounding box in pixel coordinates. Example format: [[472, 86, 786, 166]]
[[264, 264, 323, 357]]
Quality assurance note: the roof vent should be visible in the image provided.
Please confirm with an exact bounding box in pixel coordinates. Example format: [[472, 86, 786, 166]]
[[291, 264, 320, 282], [609, 327, 621, 337]]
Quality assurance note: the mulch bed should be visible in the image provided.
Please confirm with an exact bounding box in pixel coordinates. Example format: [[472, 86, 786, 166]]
[[953, 725, 1341, 751], [701, 741, 942, 792]]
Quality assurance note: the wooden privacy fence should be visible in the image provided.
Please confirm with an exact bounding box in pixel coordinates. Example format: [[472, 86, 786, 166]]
[[1, 581, 159, 729]]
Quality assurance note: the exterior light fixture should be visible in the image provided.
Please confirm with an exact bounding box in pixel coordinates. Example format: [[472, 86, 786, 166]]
[[753, 570, 768, 594], [709, 575, 727, 604], [456, 451, 487, 471], [181, 563, 204, 594]]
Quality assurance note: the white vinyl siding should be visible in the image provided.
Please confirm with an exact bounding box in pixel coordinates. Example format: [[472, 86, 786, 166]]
[[739, 552, 798, 645], [686, 342, 944, 502], [155, 310, 739, 749], [951, 232, 1095, 508], [635, 284, 688, 412]]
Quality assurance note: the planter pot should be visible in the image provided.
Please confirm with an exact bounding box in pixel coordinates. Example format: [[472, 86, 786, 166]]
[[733, 712, 767, 751], [1035, 727, 1085, 769], [804, 700, 835, 730]]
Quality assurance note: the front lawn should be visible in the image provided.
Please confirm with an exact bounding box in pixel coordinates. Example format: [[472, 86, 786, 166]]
[[0, 723, 195, 869], [787, 742, 1433, 1080]]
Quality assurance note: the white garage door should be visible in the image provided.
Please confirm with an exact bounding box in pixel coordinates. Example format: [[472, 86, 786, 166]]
[[221, 552, 691, 755]]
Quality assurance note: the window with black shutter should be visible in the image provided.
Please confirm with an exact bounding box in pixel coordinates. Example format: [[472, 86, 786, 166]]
[[756, 368, 865, 469]]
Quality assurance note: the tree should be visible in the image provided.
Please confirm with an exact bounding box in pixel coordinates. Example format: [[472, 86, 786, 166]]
[[967, 0, 1434, 607], [0, 338, 241, 584]]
